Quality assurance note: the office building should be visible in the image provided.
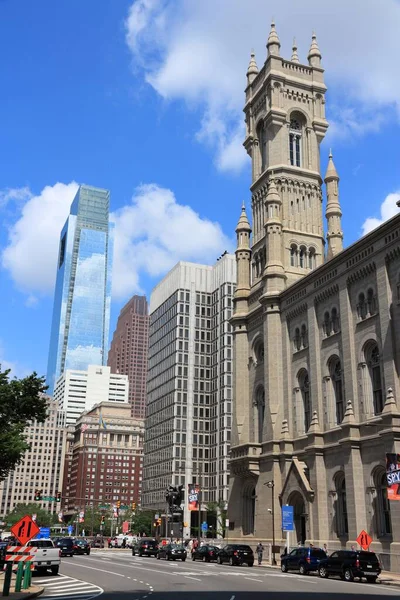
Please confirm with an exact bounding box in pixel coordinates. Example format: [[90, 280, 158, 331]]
[[229, 23, 400, 570], [46, 185, 114, 395], [0, 398, 67, 516], [142, 255, 236, 536], [62, 402, 144, 514], [108, 295, 149, 419], [54, 364, 129, 426]]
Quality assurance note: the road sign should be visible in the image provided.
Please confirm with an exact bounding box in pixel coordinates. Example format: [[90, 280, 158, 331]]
[[42, 496, 55, 502], [11, 516, 40, 545], [201, 522, 208, 532], [67, 525, 74, 535], [36, 527, 51, 539], [282, 506, 294, 531], [356, 529, 372, 550]]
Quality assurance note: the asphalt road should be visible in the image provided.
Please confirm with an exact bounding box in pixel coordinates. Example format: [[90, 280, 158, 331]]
[[50, 549, 400, 600]]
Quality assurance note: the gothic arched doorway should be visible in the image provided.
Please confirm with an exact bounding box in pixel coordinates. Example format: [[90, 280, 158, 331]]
[[288, 491, 307, 545]]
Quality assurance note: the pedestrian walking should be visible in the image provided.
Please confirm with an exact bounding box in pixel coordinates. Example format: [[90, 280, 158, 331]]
[[323, 543, 328, 555], [256, 542, 264, 566]]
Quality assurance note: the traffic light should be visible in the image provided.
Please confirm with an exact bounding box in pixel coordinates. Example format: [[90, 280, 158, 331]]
[[34, 489, 43, 501], [157, 518, 162, 526], [116, 500, 121, 509], [56, 491, 62, 503], [131, 502, 136, 511], [101, 515, 105, 524]]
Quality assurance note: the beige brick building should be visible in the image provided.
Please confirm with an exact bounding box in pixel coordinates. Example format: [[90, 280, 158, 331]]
[[229, 23, 400, 570]]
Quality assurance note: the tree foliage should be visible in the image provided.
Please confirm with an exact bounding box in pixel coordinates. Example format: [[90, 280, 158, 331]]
[[7, 503, 58, 527], [0, 369, 48, 481]]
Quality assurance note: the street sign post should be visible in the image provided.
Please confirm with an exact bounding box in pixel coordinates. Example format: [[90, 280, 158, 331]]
[[356, 529, 372, 550], [10, 516, 40, 545], [201, 522, 208, 532], [282, 506, 294, 531]]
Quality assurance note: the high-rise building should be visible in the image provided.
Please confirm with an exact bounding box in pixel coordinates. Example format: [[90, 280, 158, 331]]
[[229, 23, 400, 570], [62, 402, 144, 515], [142, 255, 236, 536], [108, 295, 149, 420], [54, 364, 129, 426], [46, 185, 114, 395], [0, 398, 67, 516]]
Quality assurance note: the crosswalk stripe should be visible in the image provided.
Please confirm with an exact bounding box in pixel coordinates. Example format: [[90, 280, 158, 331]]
[[46, 591, 101, 597]]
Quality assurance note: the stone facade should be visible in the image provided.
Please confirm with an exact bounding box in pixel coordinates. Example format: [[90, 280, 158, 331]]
[[229, 23, 400, 571]]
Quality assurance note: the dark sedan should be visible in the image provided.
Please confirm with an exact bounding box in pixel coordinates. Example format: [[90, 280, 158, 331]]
[[191, 544, 219, 562], [281, 547, 327, 575], [216, 544, 254, 567], [157, 543, 187, 561], [73, 539, 90, 555], [55, 537, 74, 557]]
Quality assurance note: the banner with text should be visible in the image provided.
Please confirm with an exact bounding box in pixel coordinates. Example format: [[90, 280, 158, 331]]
[[386, 453, 400, 500], [188, 484, 200, 511]]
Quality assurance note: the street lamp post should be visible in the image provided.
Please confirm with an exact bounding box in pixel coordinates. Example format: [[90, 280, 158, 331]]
[[264, 481, 276, 565]]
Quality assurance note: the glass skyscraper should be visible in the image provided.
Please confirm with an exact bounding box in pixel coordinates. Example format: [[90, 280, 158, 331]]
[[46, 185, 114, 395]]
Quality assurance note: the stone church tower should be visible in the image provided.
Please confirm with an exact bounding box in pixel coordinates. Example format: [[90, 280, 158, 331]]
[[230, 22, 400, 567]]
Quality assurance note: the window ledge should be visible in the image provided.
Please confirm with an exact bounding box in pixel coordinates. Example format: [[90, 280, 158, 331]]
[[293, 346, 309, 355], [321, 330, 341, 341], [356, 312, 378, 325]]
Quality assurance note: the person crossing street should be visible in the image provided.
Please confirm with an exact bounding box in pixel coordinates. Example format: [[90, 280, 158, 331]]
[[256, 542, 264, 566]]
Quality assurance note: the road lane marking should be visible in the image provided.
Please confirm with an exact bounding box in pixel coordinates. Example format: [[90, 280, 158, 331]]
[[62, 561, 126, 577], [184, 576, 201, 581], [245, 577, 263, 582], [229, 596, 235, 600]]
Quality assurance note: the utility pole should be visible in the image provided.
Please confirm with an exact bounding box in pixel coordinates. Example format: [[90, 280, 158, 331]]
[[197, 463, 202, 547], [265, 481, 276, 565]]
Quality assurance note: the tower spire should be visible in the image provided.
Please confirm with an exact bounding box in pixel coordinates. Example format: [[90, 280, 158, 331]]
[[235, 203, 252, 312], [247, 50, 259, 84], [308, 31, 322, 67], [325, 151, 343, 260], [291, 37, 300, 63], [266, 20, 281, 57]]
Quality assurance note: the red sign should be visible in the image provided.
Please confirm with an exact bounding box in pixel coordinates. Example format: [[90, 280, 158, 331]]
[[356, 530, 372, 550], [122, 521, 129, 534], [188, 484, 200, 511], [11, 516, 40, 545]]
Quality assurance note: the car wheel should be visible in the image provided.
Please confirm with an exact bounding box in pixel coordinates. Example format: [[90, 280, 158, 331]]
[[217, 556, 222, 564], [299, 564, 307, 575], [281, 562, 288, 573], [86, 550, 90, 555], [229, 557, 234, 566], [182, 558, 186, 562], [51, 566, 59, 576], [203, 556, 207, 563], [132, 550, 135, 556], [248, 562, 254, 567], [319, 567, 329, 579], [192, 554, 196, 561], [366, 576, 377, 584], [344, 568, 354, 582]]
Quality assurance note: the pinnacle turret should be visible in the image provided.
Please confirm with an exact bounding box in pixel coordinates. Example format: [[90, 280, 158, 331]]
[[325, 150, 339, 181], [247, 51, 259, 84], [291, 38, 300, 63], [266, 20, 281, 57], [236, 202, 251, 235], [308, 32, 321, 67], [325, 150, 343, 260]]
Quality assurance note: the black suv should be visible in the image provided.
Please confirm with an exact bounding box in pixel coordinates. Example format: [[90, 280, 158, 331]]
[[318, 550, 381, 583], [281, 547, 327, 575], [216, 544, 254, 567], [73, 539, 91, 555], [132, 538, 158, 557], [55, 538, 74, 557]]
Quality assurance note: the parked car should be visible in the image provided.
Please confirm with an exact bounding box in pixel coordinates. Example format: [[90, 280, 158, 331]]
[[318, 550, 381, 583], [54, 537, 75, 557], [91, 538, 105, 548], [73, 539, 91, 555], [191, 544, 219, 562], [216, 544, 254, 567], [132, 538, 158, 557], [281, 547, 327, 575], [26, 539, 61, 575], [157, 543, 187, 561]]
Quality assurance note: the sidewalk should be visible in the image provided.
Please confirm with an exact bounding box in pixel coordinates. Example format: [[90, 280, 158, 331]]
[[0, 572, 44, 599], [258, 561, 400, 588]]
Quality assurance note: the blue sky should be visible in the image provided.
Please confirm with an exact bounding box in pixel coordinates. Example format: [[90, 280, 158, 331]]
[[0, 0, 399, 379]]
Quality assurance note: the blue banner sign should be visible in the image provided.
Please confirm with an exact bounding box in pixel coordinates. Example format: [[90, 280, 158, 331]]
[[282, 506, 294, 531]]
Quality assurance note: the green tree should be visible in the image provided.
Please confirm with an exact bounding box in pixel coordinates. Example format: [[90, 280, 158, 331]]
[[127, 509, 154, 536], [205, 501, 227, 538], [0, 369, 48, 481], [7, 503, 56, 527]]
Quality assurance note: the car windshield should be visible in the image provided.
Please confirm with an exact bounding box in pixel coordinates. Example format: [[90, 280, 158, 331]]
[[236, 545, 252, 551], [171, 544, 184, 549], [312, 550, 327, 558]]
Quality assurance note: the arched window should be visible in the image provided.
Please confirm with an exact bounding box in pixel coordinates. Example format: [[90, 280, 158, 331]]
[[299, 371, 311, 432], [254, 340, 264, 364], [257, 122, 267, 174], [331, 307, 340, 333], [255, 387, 265, 443], [375, 469, 392, 536], [242, 485, 256, 535], [330, 359, 344, 424], [335, 473, 348, 536], [367, 288, 377, 316], [299, 246, 306, 268], [323, 311, 331, 337], [368, 345, 383, 414], [290, 244, 297, 267], [289, 118, 302, 167], [308, 247, 316, 269], [301, 324, 308, 349], [294, 327, 301, 352], [357, 292, 367, 320]]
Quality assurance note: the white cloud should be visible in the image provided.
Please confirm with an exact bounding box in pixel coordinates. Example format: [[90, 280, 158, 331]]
[[361, 192, 400, 235], [1, 181, 232, 301], [65, 345, 103, 371], [111, 183, 233, 298], [1, 182, 79, 295], [0, 187, 31, 209], [125, 0, 400, 170]]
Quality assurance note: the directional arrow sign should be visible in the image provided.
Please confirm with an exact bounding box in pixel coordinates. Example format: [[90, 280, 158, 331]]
[[11, 515, 40, 545]]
